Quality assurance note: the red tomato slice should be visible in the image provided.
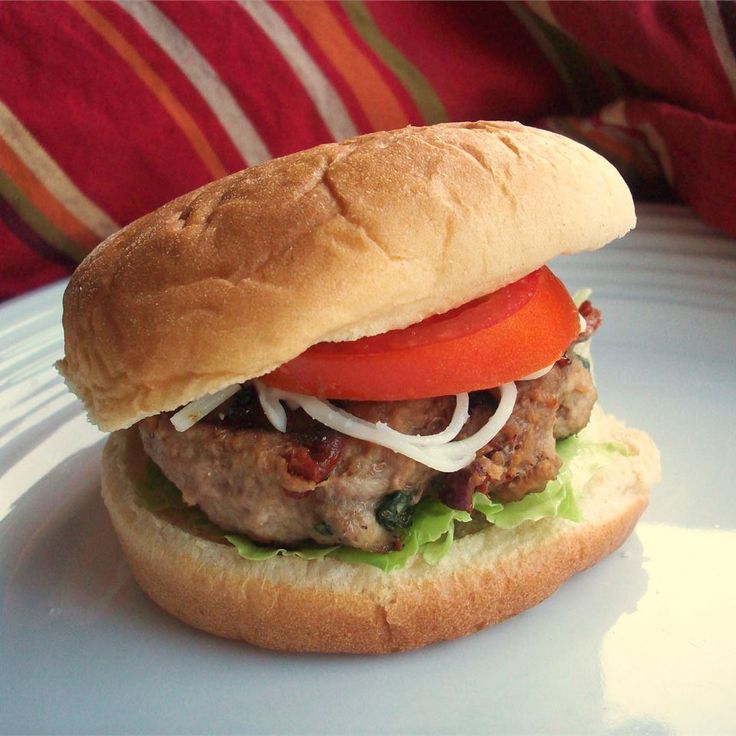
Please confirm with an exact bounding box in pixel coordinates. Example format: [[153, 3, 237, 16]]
[[262, 267, 580, 400]]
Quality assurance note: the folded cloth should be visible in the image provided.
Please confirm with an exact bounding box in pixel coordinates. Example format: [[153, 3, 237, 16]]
[[1, 1, 734, 300]]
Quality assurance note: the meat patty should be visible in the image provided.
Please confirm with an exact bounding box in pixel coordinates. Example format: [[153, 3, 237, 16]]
[[555, 353, 598, 439], [139, 393, 450, 552], [138, 354, 596, 553]]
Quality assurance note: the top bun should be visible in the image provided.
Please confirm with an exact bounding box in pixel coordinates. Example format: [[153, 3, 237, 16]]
[[58, 122, 635, 431]]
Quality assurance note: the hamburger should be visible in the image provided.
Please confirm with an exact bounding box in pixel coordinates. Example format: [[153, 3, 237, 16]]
[[58, 121, 660, 653]]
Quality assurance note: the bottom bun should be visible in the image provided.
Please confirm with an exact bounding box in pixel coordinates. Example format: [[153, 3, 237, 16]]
[[101, 407, 660, 654]]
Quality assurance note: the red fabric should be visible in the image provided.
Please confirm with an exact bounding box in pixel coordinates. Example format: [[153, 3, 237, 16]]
[[369, 2, 569, 122], [0, 200, 75, 297], [1, 1, 734, 301], [159, 2, 334, 157], [552, 2, 736, 121], [1, 4, 217, 219], [625, 100, 736, 235]]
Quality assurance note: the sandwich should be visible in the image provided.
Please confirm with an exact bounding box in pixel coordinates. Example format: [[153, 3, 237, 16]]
[[57, 121, 660, 653]]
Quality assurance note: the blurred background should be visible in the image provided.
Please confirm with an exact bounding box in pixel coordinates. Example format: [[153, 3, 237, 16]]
[[1, 0, 735, 301]]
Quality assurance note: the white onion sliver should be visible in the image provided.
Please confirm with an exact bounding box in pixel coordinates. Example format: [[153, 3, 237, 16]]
[[171, 383, 241, 432], [254, 380, 288, 432], [435, 382, 516, 457], [291, 394, 475, 472], [252, 382, 517, 473], [376, 391, 469, 446], [172, 377, 518, 472], [573, 288, 592, 308]]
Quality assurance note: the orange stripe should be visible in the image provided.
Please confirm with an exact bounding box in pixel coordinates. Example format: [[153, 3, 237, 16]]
[[69, 1, 227, 179], [285, 1, 409, 130], [0, 136, 100, 250]]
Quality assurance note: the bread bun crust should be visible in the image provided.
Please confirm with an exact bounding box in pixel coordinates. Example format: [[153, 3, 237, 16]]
[[59, 122, 635, 431], [101, 407, 659, 654]]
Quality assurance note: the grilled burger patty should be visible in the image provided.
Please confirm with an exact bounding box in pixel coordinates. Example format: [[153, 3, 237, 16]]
[[138, 351, 596, 554]]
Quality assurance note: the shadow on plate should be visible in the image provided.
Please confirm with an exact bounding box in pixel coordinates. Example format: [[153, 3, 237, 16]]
[[0, 441, 300, 658], [0, 441, 134, 629]]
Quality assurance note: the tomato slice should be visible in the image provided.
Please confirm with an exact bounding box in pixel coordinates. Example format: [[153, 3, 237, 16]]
[[262, 267, 580, 400]]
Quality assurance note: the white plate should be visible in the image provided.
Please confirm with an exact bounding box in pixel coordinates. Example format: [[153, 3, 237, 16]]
[[1, 205, 734, 735]]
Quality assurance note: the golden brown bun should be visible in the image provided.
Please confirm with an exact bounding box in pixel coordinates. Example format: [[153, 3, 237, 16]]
[[59, 122, 635, 431], [101, 407, 659, 654]]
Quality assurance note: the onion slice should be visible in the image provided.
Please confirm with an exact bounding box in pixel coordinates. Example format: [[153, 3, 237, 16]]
[[377, 391, 469, 446], [170, 370, 540, 471], [170, 384, 241, 432], [253, 380, 516, 473], [170, 379, 517, 471]]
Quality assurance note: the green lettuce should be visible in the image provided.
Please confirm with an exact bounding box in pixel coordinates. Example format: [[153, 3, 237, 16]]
[[137, 433, 626, 573], [225, 535, 338, 561], [139, 461, 186, 512], [330, 500, 471, 573]]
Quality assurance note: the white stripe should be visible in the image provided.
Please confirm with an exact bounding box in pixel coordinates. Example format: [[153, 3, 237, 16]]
[[238, 0, 358, 141], [701, 1, 736, 101], [527, 2, 564, 31], [0, 100, 120, 239], [119, 0, 270, 165]]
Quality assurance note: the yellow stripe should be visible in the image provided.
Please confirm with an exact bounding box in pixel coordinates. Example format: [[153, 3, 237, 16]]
[[0, 171, 88, 262], [0, 135, 100, 250], [69, 0, 228, 179], [340, 1, 447, 124], [0, 99, 118, 240], [701, 0, 736, 100], [285, 1, 410, 130], [120, 1, 271, 165], [239, 0, 357, 140], [528, 1, 563, 30], [599, 100, 674, 185]]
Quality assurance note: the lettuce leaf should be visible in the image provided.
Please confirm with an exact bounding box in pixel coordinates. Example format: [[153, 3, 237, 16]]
[[224, 535, 338, 561], [136, 433, 626, 573], [139, 461, 186, 512], [331, 500, 471, 573]]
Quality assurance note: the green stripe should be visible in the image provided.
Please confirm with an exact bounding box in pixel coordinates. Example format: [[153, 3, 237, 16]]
[[596, 58, 628, 100], [506, 2, 605, 115], [340, 0, 447, 124], [0, 171, 87, 262]]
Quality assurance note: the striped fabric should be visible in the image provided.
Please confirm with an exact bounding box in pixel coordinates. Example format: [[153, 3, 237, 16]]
[[1, 1, 735, 301]]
